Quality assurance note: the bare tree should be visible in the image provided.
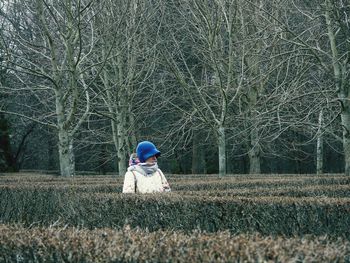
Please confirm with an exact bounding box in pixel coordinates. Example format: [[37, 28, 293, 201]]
[[324, 0, 350, 174], [89, 0, 159, 175], [264, 0, 350, 174], [0, 0, 103, 176], [160, 0, 296, 175], [159, 0, 248, 176]]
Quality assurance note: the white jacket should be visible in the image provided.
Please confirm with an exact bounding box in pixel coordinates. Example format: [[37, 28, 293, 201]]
[[122, 165, 171, 193]]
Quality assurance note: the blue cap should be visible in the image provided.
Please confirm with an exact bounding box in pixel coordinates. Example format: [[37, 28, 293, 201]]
[[136, 141, 161, 162]]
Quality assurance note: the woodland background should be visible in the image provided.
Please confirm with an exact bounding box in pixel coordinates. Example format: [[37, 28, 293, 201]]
[[0, 0, 349, 176]]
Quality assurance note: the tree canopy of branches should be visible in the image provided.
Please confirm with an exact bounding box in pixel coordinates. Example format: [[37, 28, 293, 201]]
[[0, 0, 348, 176]]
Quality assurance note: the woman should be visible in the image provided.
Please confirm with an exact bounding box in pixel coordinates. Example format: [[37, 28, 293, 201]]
[[122, 141, 171, 193]]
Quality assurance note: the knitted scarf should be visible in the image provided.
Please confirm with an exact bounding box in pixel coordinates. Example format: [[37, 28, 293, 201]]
[[139, 162, 159, 175], [128, 162, 158, 176]]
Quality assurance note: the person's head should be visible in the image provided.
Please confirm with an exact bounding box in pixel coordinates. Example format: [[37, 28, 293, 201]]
[[136, 141, 161, 163]]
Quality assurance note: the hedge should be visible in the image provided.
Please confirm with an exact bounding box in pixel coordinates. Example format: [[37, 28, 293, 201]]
[[1, 224, 349, 262], [1, 187, 350, 238]]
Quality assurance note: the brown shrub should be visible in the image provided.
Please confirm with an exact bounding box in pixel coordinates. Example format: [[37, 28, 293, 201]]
[[0, 224, 349, 262]]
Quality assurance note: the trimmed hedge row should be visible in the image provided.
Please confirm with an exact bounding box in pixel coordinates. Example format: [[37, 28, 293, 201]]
[[172, 177, 350, 191], [2, 182, 349, 196], [1, 188, 350, 238], [1, 224, 349, 263], [178, 184, 350, 198], [2, 174, 349, 195]]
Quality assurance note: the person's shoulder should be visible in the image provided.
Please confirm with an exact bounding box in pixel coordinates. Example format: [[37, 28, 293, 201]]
[[127, 165, 139, 173], [156, 169, 165, 175], [127, 166, 144, 176], [124, 169, 137, 177]]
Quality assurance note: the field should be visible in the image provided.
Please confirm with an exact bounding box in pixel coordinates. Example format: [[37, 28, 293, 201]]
[[0, 172, 350, 262]]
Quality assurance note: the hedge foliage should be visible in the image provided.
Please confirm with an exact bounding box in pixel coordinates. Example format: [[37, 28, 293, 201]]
[[1, 224, 349, 263], [1, 173, 350, 262], [1, 175, 350, 237]]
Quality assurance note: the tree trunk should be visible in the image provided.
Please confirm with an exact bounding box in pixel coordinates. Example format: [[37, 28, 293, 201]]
[[117, 117, 127, 176], [341, 108, 350, 175], [0, 114, 16, 172], [128, 112, 138, 153], [218, 126, 226, 176], [99, 144, 108, 175], [102, 57, 127, 176], [249, 126, 261, 174], [325, 0, 350, 175], [192, 132, 206, 174], [116, 55, 127, 176], [56, 90, 75, 177], [47, 128, 56, 172], [110, 117, 123, 175], [316, 110, 323, 174], [108, 91, 127, 176], [58, 129, 75, 177]]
